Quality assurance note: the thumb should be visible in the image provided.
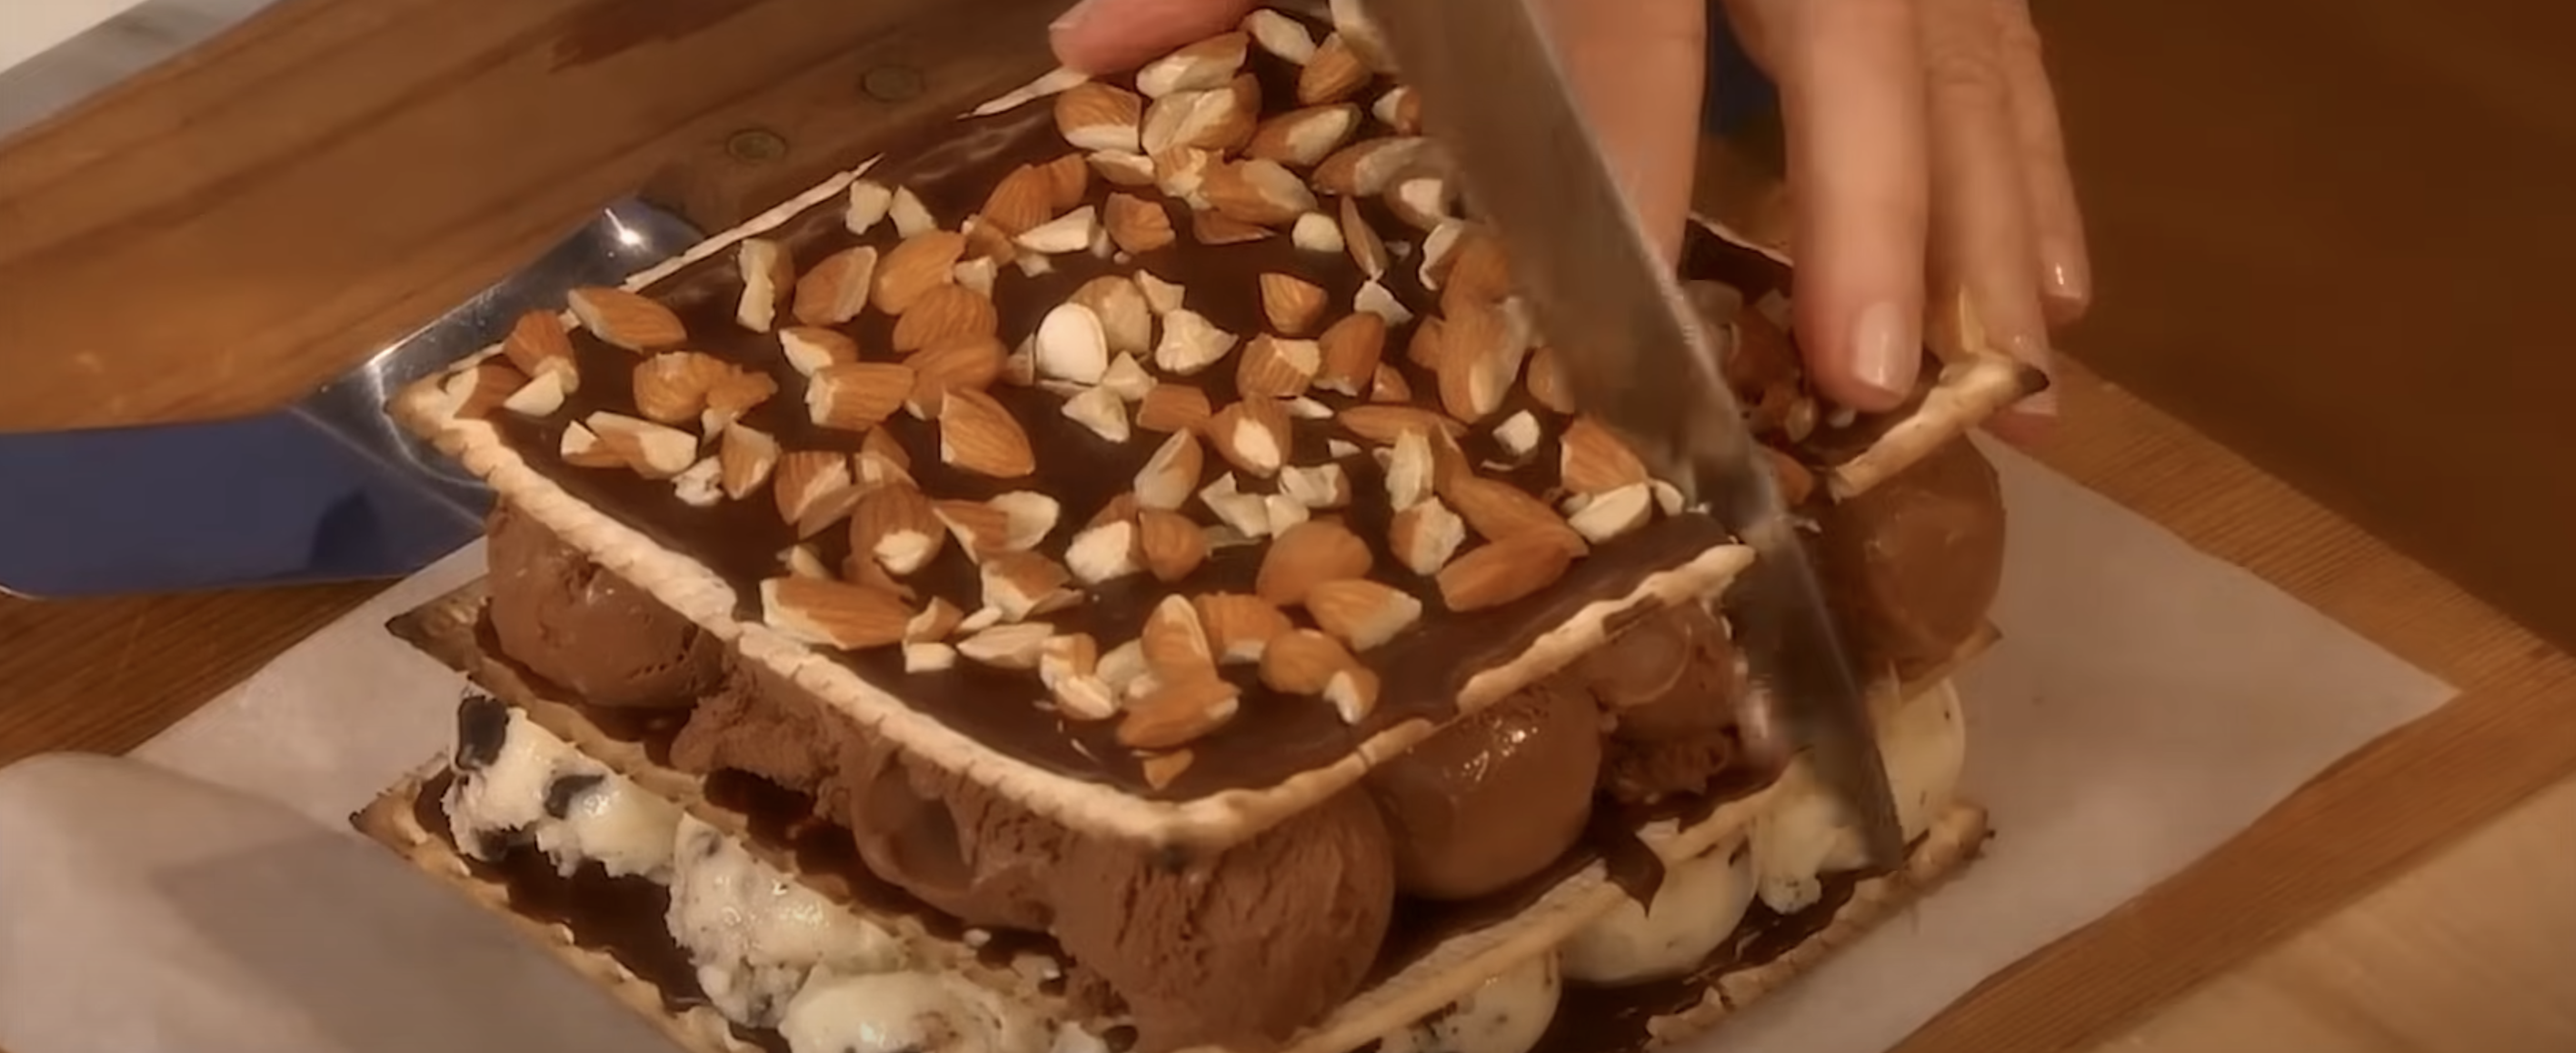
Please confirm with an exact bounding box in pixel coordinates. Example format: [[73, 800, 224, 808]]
[[1051, 0, 1261, 74]]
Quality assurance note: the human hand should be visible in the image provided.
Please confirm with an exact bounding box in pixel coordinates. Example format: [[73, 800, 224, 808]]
[[1049, 0, 2083, 430]]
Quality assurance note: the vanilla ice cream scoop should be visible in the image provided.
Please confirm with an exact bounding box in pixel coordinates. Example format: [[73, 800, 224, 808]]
[[668, 816, 906, 1026], [779, 968, 1048, 1053], [1752, 680, 1966, 912], [1380, 953, 1561, 1053], [1560, 842, 1756, 984]]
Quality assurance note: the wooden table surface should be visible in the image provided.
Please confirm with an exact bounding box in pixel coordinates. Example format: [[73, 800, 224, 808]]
[[5, 1, 2576, 1051]]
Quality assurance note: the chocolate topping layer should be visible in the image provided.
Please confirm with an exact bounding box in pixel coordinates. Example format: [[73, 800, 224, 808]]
[[468, 15, 1763, 803]]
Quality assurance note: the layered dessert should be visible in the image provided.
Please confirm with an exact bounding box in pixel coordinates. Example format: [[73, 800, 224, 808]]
[[359, 5, 2038, 1052]]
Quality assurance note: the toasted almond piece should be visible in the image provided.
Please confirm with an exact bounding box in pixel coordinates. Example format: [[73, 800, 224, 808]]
[[1438, 534, 1577, 613], [1090, 149, 1158, 187], [1446, 475, 1585, 553], [1192, 210, 1273, 246], [1525, 346, 1578, 414], [1247, 104, 1360, 168], [1243, 7, 1319, 61], [1306, 578, 1423, 651], [1042, 153, 1090, 210], [585, 412, 697, 478], [1140, 594, 1216, 677], [1152, 145, 1214, 200], [1014, 206, 1100, 255], [871, 231, 968, 316], [1443, 229, 1515, 303], [566, 287, 686, 353], [1353, 278, 1413, 326], [779, 327, 859, 376], [1056, 82, 1145, 153], [1066, 519, 1142, 585], [1323, 665, 1383, 724], [1559, 416, 1652, 494], [930, 498, 1010, 558], [450, 361, 530, 419], [1033, 302, 1112, 384], [1568, 481, 1656, 543], [938, 388, 1038, 477], [1235, 335, 1320, 399], [763, 577, 911, 651], [559, 423, 622, 468], [1767, 446, 1819, 506], [891, 285, 998, 354], [1056, 385, 1127, 443], [961, 216, 1020, 268], [1204, 160, 1318, 226], [501, 311, 581, 393], [1137, 30, 1248, 98], [977, 491, 1063, 552], [846, 180, 895, 235], [703, 369, 778, 431], [790, 245, 876, 328], [501, 369, 567, 417], [735, 238, 795, 333], [848, 483, 944, 576], [1388, 496, 1467, 574], [902, 642, 958, 673], [1256, 519, 1373, 607], [1118, 677, 1240, 750], [1312, 312, 1387, 396], [1153, 309, 1237, 375], [955, 606, 1006, 634], [718, 424, 780, 499], [1339, 405, 1467, 445], [1051, 673, 1122, 722], [806, 362, 913, 431], [1492, 411, 1543, 459], [1260, 628, 1351, 695], [1291, 212, 1344, 254], [1298, 33, 1371, 105], [957, 622, 1053, 669], [1097, 638, 1151, 700], [889, 186, 936, 236], [1133, 429, 1207, 510], [1101, 354, 1155, 402], [1040, 632, 1101, 688], [1373, 85, 1422, 133], [780, 543, 832, 580], [1134, 271, 1186, 316], [626, 352, 721, 425], [905, 597, 965, 642], [1195, 593, 1293, 664], [1385, 172, 1454, 233], [1312, 136, 1426, 197], [905, 334, 1007, 416], [1103, 194, 1176, 255], [980, 164, 1056, 235], [1141, 85, 1253, 155], [982, 551, 1076, 621], [1406, 315, 1451, 369], [1280, 462, 1352, 509], [1134, 382, 1213, 433], [1356, 366, 1406, 407], [1209, 398, 1291, 478], [1197, 473, 1273, 539], [1336, 197, 1390, 281], [1257, 274, 1329, 336], [1136, 507, 1209, 582], [1435, 302, 1527, 424], [1137, 748, 1194, 788], [1003, 333, 1042, 385], [767, 450, 854, 533]]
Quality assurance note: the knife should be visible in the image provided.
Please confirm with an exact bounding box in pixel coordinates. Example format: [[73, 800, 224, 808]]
[[1357, 0, 1906, 867]]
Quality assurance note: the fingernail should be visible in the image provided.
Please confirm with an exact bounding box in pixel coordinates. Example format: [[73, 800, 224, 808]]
[[1851, 301, 1922, 402], [1051, 0, 1098, 33], [2041, 253, 2092, 320]]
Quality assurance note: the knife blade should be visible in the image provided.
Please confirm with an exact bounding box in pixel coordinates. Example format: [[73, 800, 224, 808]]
[[1356, 0, 1906, 867]]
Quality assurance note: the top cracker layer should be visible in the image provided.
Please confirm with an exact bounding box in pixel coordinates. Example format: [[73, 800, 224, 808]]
[[392, 4, 2039, 849]]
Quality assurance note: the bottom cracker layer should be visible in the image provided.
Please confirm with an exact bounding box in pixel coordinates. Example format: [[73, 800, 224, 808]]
[[354, 730, 1988, 1053]]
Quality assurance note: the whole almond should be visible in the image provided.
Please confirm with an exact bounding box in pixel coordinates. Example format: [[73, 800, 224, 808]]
[[793, 245, 879, 327], [1104, 193, 1177, 254], [1055, 82, 1145, 153], [1313, 312, 1386, 395], [939, 388, 1038, 477], [891, 284, 998, 353], [1437, 534, 1577, 613], [763, 577, 913, 651], [981, 164, 1056, 235], [1256, 519, 1373, 607], [907, 334, 1008, 417], [1444, 475, 1586, 555], [872, 231, 967, 316], [1259, 273, 1328, 336], [1137, 507, 1210, 582], [1435, 302, 1524, 423], [568, 287, 687, 353]]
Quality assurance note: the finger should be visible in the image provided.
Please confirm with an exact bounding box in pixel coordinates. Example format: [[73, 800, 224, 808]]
[[1731, 0, 1931, 411], [1990, 0, 2090, 324], [1050, 0, 1259, 75], [1536, 0, 1708, 264], [1919, 0, 2055, 426]]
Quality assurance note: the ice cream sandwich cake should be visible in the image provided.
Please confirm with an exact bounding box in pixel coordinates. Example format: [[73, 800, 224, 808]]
[[361, 4, 2039, 1051]]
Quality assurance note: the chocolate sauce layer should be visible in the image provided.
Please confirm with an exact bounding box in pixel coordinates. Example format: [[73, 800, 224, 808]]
[[484, 25, 1746, 802]]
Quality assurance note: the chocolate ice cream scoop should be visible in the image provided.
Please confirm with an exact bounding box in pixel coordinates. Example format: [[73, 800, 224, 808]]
[[1575, 604, 1747, 806], [1051, 789, 1396, 1053], [1367, 683, 1602, 900], [1813, 438, 2006, 677], [839, 739, 1063, 934], [669, 661, 846, 796], [485, 503, 724, 708]]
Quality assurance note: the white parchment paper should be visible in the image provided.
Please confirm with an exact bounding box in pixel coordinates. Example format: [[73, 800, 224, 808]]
[[0, 440, 2455, 1053]]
